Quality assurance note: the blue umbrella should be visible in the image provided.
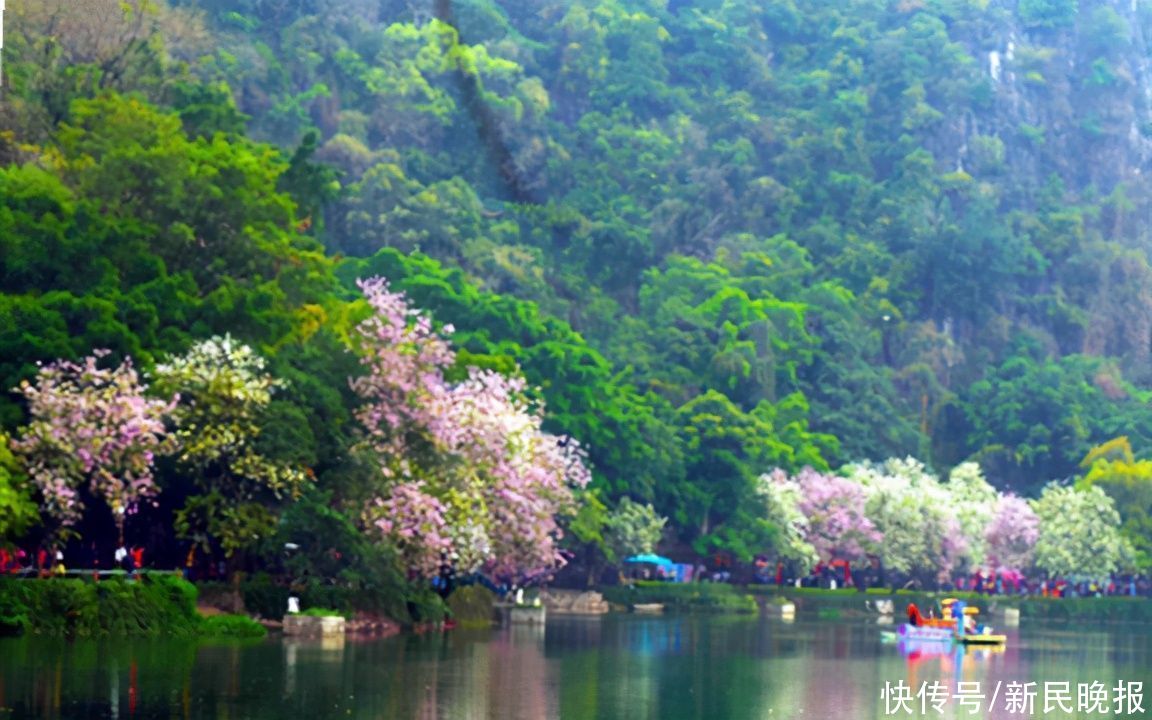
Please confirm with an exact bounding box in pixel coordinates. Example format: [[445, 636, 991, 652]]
[[625, 553, 674, 566]]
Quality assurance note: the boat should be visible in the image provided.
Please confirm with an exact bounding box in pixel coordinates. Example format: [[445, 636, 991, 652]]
[[890, 599, 1006, 647], [943, 598, 1006, 645]]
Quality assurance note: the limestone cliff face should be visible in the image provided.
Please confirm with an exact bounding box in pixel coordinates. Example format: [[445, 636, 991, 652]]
[[954, 0, 1152, 203], [923, 1, 1152, 361]]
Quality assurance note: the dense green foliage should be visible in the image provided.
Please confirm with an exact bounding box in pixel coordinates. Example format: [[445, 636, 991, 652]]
[[0, 575, 210, 638], [237, 571, 446, 624], [1077, 438, 1152, 568], [0, 434, 37, 541], [4, 0, 1152, 577], [297, 607, 348, 618]]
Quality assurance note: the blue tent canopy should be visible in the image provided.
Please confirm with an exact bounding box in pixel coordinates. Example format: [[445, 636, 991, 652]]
[[624, 553, 673, 566]]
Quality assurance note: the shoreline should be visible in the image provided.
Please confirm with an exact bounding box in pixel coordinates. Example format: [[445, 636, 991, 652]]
[[8, 575, 1152, 641]]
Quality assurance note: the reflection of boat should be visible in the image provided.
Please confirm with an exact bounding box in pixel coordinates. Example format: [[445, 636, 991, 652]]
[[896, 623, 953, 642], [899, 637, 1006, 661], [898, 637, 954, 660]]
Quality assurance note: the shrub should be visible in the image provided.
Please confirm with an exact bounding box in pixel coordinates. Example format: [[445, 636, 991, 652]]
[[406, 588, 448, 623], [299, 585, 355, 615], [0, 575, 202, 637], [298, 607, 348, 618], [200, 613, 268, 638], [447, 585, 496, 627], [241, 573, 290, 619]]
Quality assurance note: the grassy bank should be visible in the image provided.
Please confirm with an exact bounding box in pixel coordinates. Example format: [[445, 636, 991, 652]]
[[596, 583, 1152, 624], [0, 574, 265, 638], [602, 581, 758, 613], [749, 586, 992, 617], [1003, 596, 1152, 623]]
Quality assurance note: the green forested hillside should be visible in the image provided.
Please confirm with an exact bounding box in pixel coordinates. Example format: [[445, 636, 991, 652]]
[[5, 0, 1152, 563]]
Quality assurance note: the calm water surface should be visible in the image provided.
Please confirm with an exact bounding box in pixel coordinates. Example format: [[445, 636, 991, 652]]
[[2, 615, 1151, 719]]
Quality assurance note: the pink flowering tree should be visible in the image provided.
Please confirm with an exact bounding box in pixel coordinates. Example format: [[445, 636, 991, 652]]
[[786, 467, 881, 562], [11, 350, 177, 540], [349, 277, 457, 476], [984, 494, 1040, 574], [352, 277, 591, 581]]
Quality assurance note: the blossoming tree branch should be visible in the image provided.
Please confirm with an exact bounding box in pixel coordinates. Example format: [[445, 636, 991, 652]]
[[350, 276, 592, 581]]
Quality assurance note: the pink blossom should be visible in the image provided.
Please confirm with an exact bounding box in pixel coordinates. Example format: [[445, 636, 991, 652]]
[[352, 278, 591, 580], [785, 467, 882, 562], [984, 494, 1039, 574], [12, 352, 178, 534]]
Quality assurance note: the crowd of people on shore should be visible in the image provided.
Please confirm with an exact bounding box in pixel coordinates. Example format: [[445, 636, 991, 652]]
[[0, 543, 146, 578], [754, 557, 1152, 598]]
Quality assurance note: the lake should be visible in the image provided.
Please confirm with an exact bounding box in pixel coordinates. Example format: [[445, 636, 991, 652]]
[[2, 615, 1151, 719]]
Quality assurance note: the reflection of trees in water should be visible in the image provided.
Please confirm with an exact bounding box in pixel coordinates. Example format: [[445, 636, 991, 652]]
[[0, 636, 199, 719], [403, 622, 556, 720], [7, 621, 1152, 718]]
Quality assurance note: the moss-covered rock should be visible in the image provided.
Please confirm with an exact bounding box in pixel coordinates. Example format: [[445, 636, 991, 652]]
[[447, 585, 496, 627]]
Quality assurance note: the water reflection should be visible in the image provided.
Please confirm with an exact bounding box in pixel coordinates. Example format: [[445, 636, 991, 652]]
[[2, 617, 1152, 719]]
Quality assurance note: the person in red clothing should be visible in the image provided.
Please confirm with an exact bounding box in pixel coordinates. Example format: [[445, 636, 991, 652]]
[[907, 603, 922, 627], [131, 546, 144, 572]]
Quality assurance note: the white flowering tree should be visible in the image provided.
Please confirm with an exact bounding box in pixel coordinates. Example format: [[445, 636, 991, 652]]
[[153, 335, 309, 558], [758, 469, 819, 571], [946, 462, 998, 567], [843, 458, 968, 581], [604, 497, 667, 562], [1031, 483, 1133, 578]]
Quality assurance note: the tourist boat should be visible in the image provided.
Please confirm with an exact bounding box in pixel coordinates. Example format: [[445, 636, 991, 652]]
[[943, 599, 1007, 645], [890, 600, 1007, 646]]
